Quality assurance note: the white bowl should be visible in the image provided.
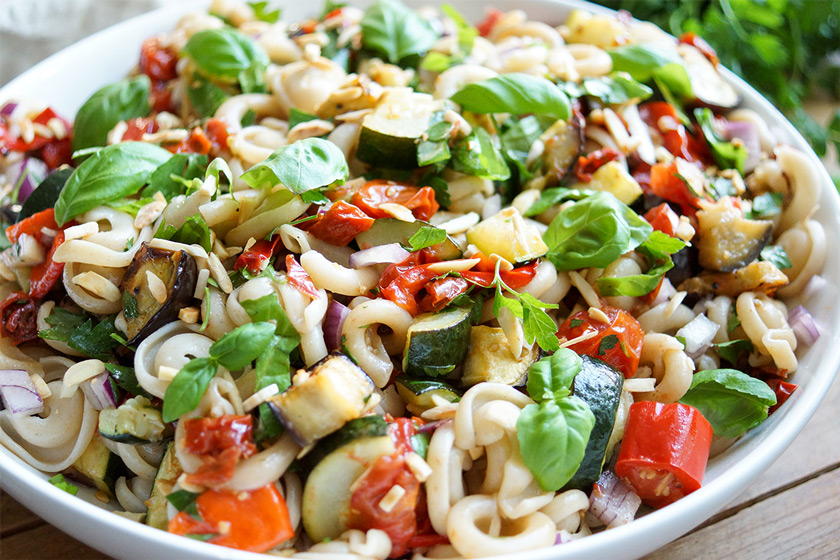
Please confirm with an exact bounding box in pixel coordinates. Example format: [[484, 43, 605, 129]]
[[2, 1, 839, 559]]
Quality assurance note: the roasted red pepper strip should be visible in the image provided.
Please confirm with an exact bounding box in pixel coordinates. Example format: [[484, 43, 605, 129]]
[[766, 379, 798, 415], [576, 148, 621, 183], [234, 235, 283, 275], [285, 254, 320, 299], [615, 402, 713, 509], [6, 208, 58, 244], [29, 230, 66, 300], [182, 415, 258, 487], [352, 180, 439, 222], [460, 260, 539, 290], [419, 276, 469, 313], [639, 102, 711, 165], [0, 292, 39, 345], [380, 264, 440, 316], [307, 201, 375, 246]]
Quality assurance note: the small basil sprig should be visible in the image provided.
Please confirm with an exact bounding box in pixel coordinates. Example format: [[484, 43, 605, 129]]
[[678, 368, 777, 438], [452, 127, 511, 181], [608, 44, 693, 108], [759, 245, 792, 269], [72, 75, 151, 152], [361, 0, 440, 65], [517, 349, 595, 491], [408, 226, 447, 251], [713, 339, 754, 364], [597, 231, 687, 297], [241, 137, 349, 197], [156, 215, 213, 252], [559, 73, 653, 105], [492, 260, 559, 353], [543, 191, 653, 270], [162, 322, 277, 422], [142, 153, 208, 199], [694, 108, 748, 173], [55, 142, 173, 225], [450, 73, 571, 120], [181, 28, 270, 93]]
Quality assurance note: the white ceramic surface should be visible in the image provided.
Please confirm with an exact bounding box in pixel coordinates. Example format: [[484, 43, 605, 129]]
[[2, 2, 839, 559]]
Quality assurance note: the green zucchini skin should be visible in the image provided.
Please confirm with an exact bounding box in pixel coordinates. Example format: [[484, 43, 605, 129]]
[[403, 307, 472, 377], [145, 442, 181, 530], [563, 355, 624, 492], [302, 415, 389, 470], [395, 377, 461, 415]]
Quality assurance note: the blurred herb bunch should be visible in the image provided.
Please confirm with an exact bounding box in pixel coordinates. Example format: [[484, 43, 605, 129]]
[[595, 0, 840, 183]]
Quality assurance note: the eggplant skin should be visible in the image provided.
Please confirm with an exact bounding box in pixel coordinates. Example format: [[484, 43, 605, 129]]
[[678, 261, 789, 297], [695, 198, 773, 272], [541, 112, 585, 186], [120, 243, 198, 346]]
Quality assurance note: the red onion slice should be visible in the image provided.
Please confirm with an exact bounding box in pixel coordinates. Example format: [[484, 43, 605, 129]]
[[0, 369, 44, 416], [7, 157, 48, 203], [788, 305, 820, 347], [80, 373, 120, 410], [0, 102, 17, 117], [324, 300, 350, 352], [723, 120, 760, 172], [588, 470, 641, 529], [348, 243, 410, 269]]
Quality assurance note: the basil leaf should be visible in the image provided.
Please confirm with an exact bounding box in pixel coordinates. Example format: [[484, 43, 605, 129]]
[[289, 108, 319, 129], [678, 368, 777, 438], [162, 357, 218, 422], [597, 230, 687, 297], [517, 397, 595, 491], [408, 226, 447, 251], [524, 187, 588, 217], [609, 44, 692, 104], [713, 339, 754, 364], [441, 4, 477, 53], [544, 191, 652, 270], [450, 73, 570, 120], [598, 334, 619, 356], [420, 52, 452, 72], [417, 120, 454, 167], [248, 0, 281, 23], [759, 244, 792, 269], [169, 215, 213, 252], [18, 167, 72, 221], [560, 73, 653, 105], [104, 363, 154, 400], [255, 402, 285, 442], [49, 474, 79, 496], [746, 192, 784, 219], [186, 76, 230, 118], [526, 348, 582, 402], [166, 489, 201, 518], [55, 142, 173, 225], [519, 292, 560, 352], [361, 0, 439, 65], [452, 127, 511, 181], [499, 114, 555, 177], [241, 137, 349, 193], [694, 108, 747, 173], [256, 335, 299, 393], [143, 153, 208, 199], [72, 75, 151, 151], [209, 322, 277, 371], [240, 293, 299, 339], [181, 29, 269, 93]]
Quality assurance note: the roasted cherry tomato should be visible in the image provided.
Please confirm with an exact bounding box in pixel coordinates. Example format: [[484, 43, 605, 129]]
[[6, 208, 58, 244], [285, 254, 320, 299], [648, 161, 705, 216], [165, 126, 212, 155], [639, 102, 711, 165], [576, 148, 621, 183], [168, 484, 294, 552], [234, 235, 284, 276], [766, 379, 798, 415], [0, 292, 39, 345], [181, 415, 258, 487], [307, 201, 374, 246], [419, 276, 469, 313], [644, 203, 680, 237], [139, 38, 178, 82], [615, 402, 713, 509], [459, 259, 539, 290], [121, 118, 159, 141], [352, 180, 439, 222], [555, 305, 645, 378]]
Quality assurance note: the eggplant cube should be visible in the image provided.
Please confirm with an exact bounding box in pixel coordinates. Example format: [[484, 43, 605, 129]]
[[267, 354, 374, 447], [695, 198, 772, 272]]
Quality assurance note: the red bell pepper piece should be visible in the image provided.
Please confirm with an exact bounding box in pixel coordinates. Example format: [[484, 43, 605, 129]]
[[0, 292, 39, 345], [29, 230, 66, 300], [615, 401, 713, 509], [644, 203, 680, 237], [285, 254, 320, 299], [5, 208, 58, 244], [765, 379, 798, 415], [307, 201, 374, 246], [234, 235, 283, 275], [575, 148, 621, 183]]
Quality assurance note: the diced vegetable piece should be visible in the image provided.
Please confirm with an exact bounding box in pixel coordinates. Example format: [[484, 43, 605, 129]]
[[678, 260, 789, 297], [145, 443, 181, 530], [65, 435, 126, 496], [540, 117, 584, 186], [461, 325, 540, 386], [0, 369, 44, 416], [355, 218, 461, 260], [574, 161, 643, 205], [267, 353, 375, 447], [403, 306, 472, 377], [695, 198, 772, 272], [120, 243, 197, 345], [356, 88, 440, 168], [303, 415, 389, 470], [466, 208, 548, 264], [98, 396, 170, 444], [680, 44, 740, 112], [615, 401, 713, 509], [564, 356, 624, 491], [395, 377, 461, 415], [302, 434, 397, 543], [588, 470, 641, 528]]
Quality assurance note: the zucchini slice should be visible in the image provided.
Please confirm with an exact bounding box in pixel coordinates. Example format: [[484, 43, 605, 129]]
[[403, 307, 472, 377], [563, 355, 624, 491], [356, 88, 440, 169], [302, 434, 397, 543], [267, 353, 375, 447], [98, 396, 169, 444], [145, 443, 181, 530], [65, 436, 126, 496], [465, 208, 548, 264], [355, 218, 462, 260], [303, 415, 389, 470], [461, 325, 540, 386], [395, 377, 461, 415]]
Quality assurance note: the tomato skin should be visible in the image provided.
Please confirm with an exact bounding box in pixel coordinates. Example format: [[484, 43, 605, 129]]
[[639, 102, 711, 165], [6, 208, 58, 244], [555, 305, 645, 378], [285, 254, 320, 299], [121, 118, 159, 141], [576, 148, 621, 183], [234, 236, 283, 276], [380, 263, 439, 316], [41, 138, 72, 169], [165, 126, 212, 155], [182, 415, 258, 487], [168, 484, 294, 552], [615, 402, 713, 509], [643, 203, 679, 237], [352, 180, 440, 222], [308, 201, 375, 246], [0, 292, 39, 345], [204, 118, 230, 153], [460, 260, 539, 290], [766, 379, 798, 415], [648, 161, 704, 216], [139, 38, 178, 82], [419, 276, 469, 313], [477, 7, 504, 36]]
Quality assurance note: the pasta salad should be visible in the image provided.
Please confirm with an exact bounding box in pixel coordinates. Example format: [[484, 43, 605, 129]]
[[0, 1, 827, 558]]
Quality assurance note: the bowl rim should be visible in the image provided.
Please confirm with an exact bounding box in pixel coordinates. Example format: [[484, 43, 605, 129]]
[[1, 1, 839, 559]]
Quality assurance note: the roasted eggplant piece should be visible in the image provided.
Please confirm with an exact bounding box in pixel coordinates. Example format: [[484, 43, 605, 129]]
[[98, 396, 170, 444], [267, 353, 375, 447], [462, 326, 540, 387], [678, 260, 789, 297], [120, 243, 197, 345], [540, 114, 584, 186], [680, 44, 741, 113], [695, 198, 773, 272]]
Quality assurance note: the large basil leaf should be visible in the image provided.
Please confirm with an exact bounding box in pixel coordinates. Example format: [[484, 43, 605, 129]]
[[361, 0, 439, 64], [181, 29, 269, 93], [450, 74, 570, 120], [54, 142, 172, 225], [544, 191, 652, 270], [609, 44, 692, 105], [517, 397, 595, 491], [209, 322, 276, 371], [72, 75, 151, 151], [526, 349, 582, 402], [162, 358, 218, 422], [597, 230, 687, 297], [452, 127, 511, 181], [241, 137, 349, 193], [186, 76, 231, 118], [679, 368, 777, 438]]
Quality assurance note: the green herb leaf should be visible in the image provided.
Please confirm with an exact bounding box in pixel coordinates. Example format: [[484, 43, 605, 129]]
[[41, 312, 120, 361], [452, 127, 511, 181], [608, 44, 693, 106], [241, 137, 349, 194], [408, 226, 447, 251], [205, 157, 233, 185], [420, 51, 452, 72], [18, 167, 73, 221], [209, 322, 277, 371], [39, 307, 86, 341], [72, 75, 151, 152], [679, 368, 777, 438], [289, 108, 319, 129], [598, 334, 619, 355], [713, 338, 754, 364], [182, 28, 270, 93], [49, 474, 79, 496], [694, 108, 747, 173], [255, 402, 285, 442], [248, 0, 281, 22], [451, 73, 570, 120], [746, 192, 784, 219], [524, 187, 589, 217], [759, 244, 792, 269], [162, 357, 218, 422], [240, 293, 300, 339], [441, 4, 477, 53], [417, 119, 454, 167], [360, 0, 440, 64], [55, 142, 173, 225], [516, 397, 595, 491], [186, 76, 230, 118], [519, 292, 560, 352], [597, 230, 687, 297], [561, 73, 653, 104], [104, 363, 154, 400], [526, 348, 582, 402], [166, 489, 201, 519], [143, 153, 208, 200], [122, 292, 139, 319], [544, 191, 652, 270], [169, 215, 213, 252]]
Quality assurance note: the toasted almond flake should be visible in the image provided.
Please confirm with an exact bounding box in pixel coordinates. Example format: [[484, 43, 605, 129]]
[[569, 270, 601, 309], [61, 359, 105, 398], [243, 237, 257, 252], [146, 270, 168, 304], [178, 306, 200, 324], [675, 216, 695, 242], [157, 366, 180, 382], [63, 222, 99, 241], [32, 122, 52, 138], [378, 485, 406, 513], [142, 129, 188, 143], [425, 258, 481, 274], [153, 190, 167, 204], [30, 374, 52, 399], [72, 271, 121, 302], [208, 252, 233, 293], [176, 474, 205, 494], [436, 212, 480, 235], [334, 108, 373, 122], [664, 291, 687, 318], [194, 268, 211, 299], [242, 383, 280, 412], [95, 491, 110, 504], [623, 378, 656, 392], [405, 452, 433, 483], [134, 199, 167, 229], [149, 238, 209, 260], [19, 119, 35, 144], [47, 117, 67, 140], [379, 202, 415, 222], [587, 307, 610, 324], [488, 253, 514, 272], [559, 329, 599, 349], [217, 521, 231, 535]]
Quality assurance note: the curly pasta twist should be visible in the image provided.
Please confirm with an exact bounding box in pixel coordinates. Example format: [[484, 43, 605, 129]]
[[736, 292, 798, 372]]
